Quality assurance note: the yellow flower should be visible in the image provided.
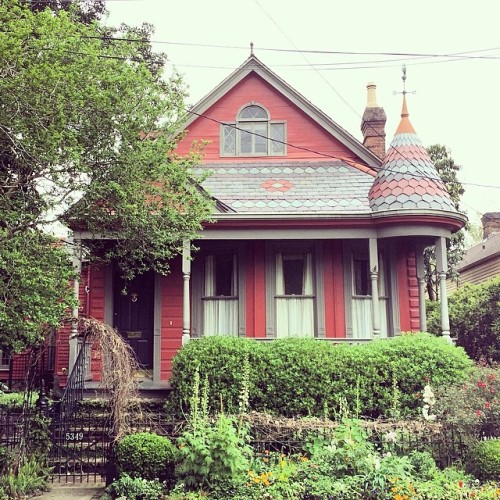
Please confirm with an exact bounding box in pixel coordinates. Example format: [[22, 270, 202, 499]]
[[300, 456, 309, 462]]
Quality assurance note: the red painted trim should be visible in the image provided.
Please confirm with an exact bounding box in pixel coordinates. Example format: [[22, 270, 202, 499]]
[[396, 244, 411, 332], [322, 241, 345, 338], [202, 214, 463, 232], [160, 258, 183, 381], [406, 250, 420, 331]]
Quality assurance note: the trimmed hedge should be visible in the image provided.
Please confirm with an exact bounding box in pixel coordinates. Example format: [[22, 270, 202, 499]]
[[115, 432, 177, 485], [168, 333, 472, 419]]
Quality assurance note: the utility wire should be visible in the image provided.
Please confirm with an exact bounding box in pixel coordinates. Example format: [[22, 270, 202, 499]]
[[186, 109, 500, 190]]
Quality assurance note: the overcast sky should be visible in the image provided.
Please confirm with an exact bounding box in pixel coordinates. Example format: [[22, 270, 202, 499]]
[[106, 0, 500, 229]]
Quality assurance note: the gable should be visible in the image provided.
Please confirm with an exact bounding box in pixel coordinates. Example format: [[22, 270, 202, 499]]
[[176, 72, 365, 164]]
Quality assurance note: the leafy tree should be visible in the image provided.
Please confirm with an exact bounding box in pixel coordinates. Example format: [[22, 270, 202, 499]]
[[0, 1, 213, 350], [424, 145, 465, 300]]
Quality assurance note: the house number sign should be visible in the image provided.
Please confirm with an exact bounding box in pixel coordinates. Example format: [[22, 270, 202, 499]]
[[65, 431, 84, 442], [126, 331, 142, 339]]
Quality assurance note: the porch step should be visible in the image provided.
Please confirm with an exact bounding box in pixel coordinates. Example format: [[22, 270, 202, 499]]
[[83, 380, 173, 401]]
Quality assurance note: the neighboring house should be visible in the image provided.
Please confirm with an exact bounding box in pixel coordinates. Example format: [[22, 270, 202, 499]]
[[38, 55, 465, 387], [448, 213, 500, 293]]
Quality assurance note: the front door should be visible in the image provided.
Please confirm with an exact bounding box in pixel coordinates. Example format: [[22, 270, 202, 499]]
[[113, 269, 154, 369]]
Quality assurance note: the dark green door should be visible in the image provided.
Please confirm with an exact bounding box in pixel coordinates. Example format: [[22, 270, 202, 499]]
[[113, 270, 154, 368]]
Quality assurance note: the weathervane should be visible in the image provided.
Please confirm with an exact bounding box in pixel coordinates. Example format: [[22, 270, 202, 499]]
[[393, 64, 416, 96], [250, 42, 254, 56]]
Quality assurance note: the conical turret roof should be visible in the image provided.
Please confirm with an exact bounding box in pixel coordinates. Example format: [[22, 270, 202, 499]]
[[369, 96, 456, 212]]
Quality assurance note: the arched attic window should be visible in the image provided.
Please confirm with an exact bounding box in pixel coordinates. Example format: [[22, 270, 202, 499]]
[[221, 104, 286, 156]]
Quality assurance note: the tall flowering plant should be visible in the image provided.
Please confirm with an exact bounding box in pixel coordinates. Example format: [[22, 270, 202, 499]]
[[434, 365, 499, 431]]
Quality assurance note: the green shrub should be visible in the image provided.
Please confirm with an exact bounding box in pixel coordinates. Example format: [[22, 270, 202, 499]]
[[115, 432, 177, 485], [408, 450, 439, 481], [428, 277, 500, 364], [104, 473, 164, 500], [169, 334, 472, 418], [467, 439, 500, 481]]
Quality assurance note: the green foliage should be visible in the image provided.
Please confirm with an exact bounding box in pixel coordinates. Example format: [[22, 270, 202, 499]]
[[176, 370, 251, 492], [0, 456, 50, 498], [424, 144, 466, 300], [467, 439, 500, 482], [0, 0, 213, 349], [170, 334, 472, 419], [115, 432, 177, 485], [0, 391, 25, 408], [408, 450, 439, 481], [0, 446, 9, 473], [428, 278, 500, 363], [0, 230, 76, 352], [104, 473, 165, 500]]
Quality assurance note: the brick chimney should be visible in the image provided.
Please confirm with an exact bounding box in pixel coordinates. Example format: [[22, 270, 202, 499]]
[[361, 82, 387, 159], [482, 212, 500, 238]]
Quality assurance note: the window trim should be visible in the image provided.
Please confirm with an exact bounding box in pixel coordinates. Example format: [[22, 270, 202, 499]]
[[220, 103, 287, 157], [191, 245, 245, 338], [265, 242, 324, 338]]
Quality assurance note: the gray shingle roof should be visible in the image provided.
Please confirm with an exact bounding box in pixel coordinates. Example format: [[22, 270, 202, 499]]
[[196, 161, 374, 213]]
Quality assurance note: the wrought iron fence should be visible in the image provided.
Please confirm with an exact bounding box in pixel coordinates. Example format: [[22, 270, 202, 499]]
[[0, 403, 498, 483]]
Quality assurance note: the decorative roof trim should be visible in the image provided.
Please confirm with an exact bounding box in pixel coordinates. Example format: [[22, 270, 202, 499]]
[[181, 55, 382, 172]]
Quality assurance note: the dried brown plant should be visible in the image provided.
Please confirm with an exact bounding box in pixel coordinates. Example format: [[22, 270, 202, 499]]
[[79, 318, 145, 439]]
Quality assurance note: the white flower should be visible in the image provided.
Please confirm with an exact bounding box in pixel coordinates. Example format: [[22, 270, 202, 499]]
[[384, 430, 398, 443], [423, 385, 436, 406]]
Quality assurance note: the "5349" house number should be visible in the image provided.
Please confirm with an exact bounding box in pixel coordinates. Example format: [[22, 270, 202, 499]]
[[65, 431, 84, 441]]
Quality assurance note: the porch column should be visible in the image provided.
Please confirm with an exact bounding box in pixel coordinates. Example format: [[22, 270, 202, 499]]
[[68, 236, 82, 372], [415, 247, 427, 332], [182, 240, 191, 346], [369, 238, 381, 339], [435, 236, 451, 342]]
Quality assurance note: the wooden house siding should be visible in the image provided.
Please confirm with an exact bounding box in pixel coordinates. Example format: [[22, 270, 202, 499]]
[[88, 266, 106, 380], [396, 244, 420, 332], [244, 241, 267, 338], [176, 74, 359, 162], [160, 258, 183, 380], [448, 255, 500, 293], [323, 240, 346, 338]]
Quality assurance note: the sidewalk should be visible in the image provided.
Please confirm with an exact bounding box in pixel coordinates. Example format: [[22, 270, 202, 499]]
[[36, 482, 105, 499]]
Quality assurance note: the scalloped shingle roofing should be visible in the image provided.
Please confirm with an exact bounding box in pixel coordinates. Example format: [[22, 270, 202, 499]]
[[197, 161, 374, 213], [369, 97, 456, 213]]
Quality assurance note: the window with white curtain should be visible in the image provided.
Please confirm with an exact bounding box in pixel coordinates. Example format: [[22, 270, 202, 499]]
[[275, 252, 315, 337], [203, 253, 238, 336], [351, 252, 389, 338]]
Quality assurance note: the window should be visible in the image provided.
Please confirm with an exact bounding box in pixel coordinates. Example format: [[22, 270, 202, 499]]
[[202, 253, 238, 336], [275, 252, 314, 337], [349, 249, 389, 338], [221, 104, 286, 156], [0, 350, 9, 369]]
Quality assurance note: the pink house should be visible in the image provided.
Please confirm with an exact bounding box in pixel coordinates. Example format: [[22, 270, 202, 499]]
[[56, 55, 465, 388]]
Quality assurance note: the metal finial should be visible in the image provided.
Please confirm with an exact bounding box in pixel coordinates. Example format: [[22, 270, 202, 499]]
[[250, 42, 254, 56], [393, 63, 415, 97]]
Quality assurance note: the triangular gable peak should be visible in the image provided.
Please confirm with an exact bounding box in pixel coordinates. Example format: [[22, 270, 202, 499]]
[[177, 55, 381, 172]]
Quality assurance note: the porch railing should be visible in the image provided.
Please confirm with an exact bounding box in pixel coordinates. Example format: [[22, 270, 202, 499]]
[[58, 339, 89, 420]]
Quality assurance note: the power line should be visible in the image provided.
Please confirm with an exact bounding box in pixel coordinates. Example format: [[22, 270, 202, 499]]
[[186, 109, 500, 191], [85, 35, 500, 61]]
